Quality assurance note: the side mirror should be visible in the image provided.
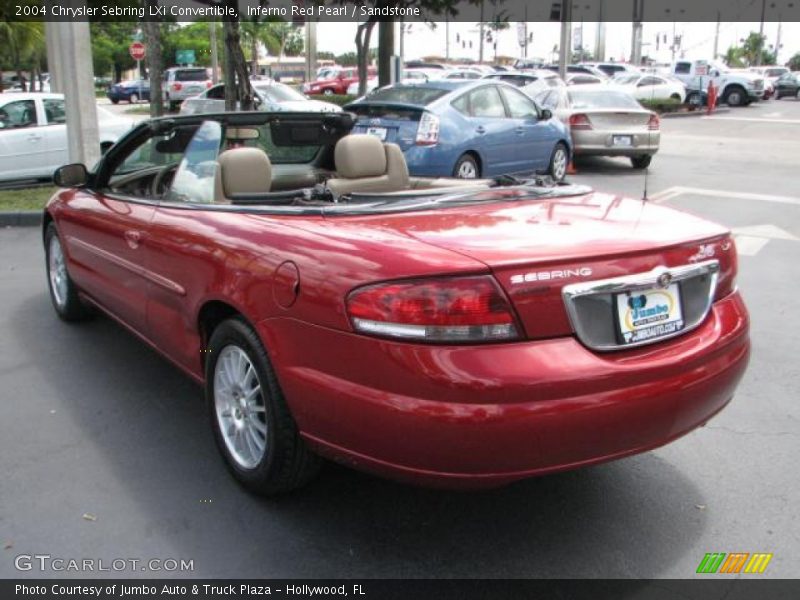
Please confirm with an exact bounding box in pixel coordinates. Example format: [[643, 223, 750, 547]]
[[53, 163, 89, 188], [711, 70, 720, 77], [540, 108, 553, 120]]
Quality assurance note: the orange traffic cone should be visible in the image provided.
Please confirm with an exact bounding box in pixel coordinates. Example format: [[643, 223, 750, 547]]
[[566, 158, 577, 175]]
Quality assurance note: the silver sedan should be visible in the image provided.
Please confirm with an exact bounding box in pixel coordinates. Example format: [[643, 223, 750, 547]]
[[534, 87, 660, 169]]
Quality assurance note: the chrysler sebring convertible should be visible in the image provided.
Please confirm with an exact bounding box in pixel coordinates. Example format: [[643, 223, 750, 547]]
[[43, 111, 749, 494]]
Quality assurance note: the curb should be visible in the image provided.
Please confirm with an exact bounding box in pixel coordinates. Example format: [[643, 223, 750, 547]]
[[660, 107, 731, 118], [0, 211, 43, 227]]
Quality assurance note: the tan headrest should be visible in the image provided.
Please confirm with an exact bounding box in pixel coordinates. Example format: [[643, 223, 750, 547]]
[[335, 135, 387, 179], [217, 147, 272, 196]]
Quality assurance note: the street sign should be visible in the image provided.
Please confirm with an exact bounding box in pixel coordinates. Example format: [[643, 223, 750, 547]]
[[176, 50, 196, 65], [129, 42, 146, 61]]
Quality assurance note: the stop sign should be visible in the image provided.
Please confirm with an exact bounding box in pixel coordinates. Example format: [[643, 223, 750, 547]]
[[129, 42, 146, 61]]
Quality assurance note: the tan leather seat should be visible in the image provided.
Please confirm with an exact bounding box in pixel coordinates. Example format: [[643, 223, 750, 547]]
[[326, 134, 410, 196], [213, 147, 272, 203]]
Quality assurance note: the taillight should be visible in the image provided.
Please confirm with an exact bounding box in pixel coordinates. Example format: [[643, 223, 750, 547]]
[[172, 82, 182, 91], [206, 81, 212, 88], [568, 113, 592, 130], [713, 236, 738, 301], [346, 275, 520, 343], [415, 112, 440, 145], [648, 113, 660, 130]]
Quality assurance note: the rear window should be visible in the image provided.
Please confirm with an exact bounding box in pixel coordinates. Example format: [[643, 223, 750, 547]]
[[568, 90, 641, 109], [175, 69, 208, 82], [364, 86, 450, 106]]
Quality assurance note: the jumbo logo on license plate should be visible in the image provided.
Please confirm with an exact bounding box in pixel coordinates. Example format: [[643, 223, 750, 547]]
[[615, 283, 684, 344]]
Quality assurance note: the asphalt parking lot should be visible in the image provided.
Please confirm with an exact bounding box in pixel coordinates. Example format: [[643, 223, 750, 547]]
[[1, 100, 798, 579]]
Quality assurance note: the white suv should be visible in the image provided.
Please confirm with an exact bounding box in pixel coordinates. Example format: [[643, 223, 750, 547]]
[[163, 67, 212, 111]]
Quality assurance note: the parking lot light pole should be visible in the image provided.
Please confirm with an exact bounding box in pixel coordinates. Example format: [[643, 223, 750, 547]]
[[558, 1, 572, 79]]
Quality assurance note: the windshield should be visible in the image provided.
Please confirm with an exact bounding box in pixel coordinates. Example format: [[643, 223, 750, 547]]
[[363, 86, 450, 106], [568, 90, 641, 109], [318, 69, 338, 80], [255, 82, 307, 103], [175, 69, 209, 82]]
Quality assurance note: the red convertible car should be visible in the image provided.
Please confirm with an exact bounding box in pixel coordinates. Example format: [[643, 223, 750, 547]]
[[44, 111, 750, 494]]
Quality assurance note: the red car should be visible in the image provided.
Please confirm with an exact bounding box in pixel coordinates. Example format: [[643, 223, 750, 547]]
[[302, 67, 376, 95], [44, 112, 750, 495]]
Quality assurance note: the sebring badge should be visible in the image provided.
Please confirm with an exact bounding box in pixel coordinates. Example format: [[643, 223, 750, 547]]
[[510, 267, 593, 285]]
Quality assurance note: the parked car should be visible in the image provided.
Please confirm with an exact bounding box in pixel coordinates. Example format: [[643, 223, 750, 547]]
[[106, 79, 150, 104], [483, 70, 563, 91], [612, 73, 687, 102], [543, 64, 609, 80], [443, 69, 483, 80], [43, 110, 750, 494], [670, 60, 764, 106], [163, 67, 213, 111], [346, 70, 434, 96], [303, 67, 376, 95], [536, 87, 660, 169], [774, 72, 800, 99], [580, 62, 640, 79], [0, 92, 133, 182], [180, 80, 340, 115], [566, 73, 606, 86], [345, 80, 572, 180]]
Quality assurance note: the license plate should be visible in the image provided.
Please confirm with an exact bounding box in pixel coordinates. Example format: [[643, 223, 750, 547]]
[[612, 135, 633, 147], [615, 283, 684, 345], [366, 126, 387, 141]]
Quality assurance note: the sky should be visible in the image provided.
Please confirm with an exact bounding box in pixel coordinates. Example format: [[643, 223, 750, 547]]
[[315, 21, 800, 65]]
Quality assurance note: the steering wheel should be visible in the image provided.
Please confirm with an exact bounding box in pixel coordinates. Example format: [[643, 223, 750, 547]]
[[150, 164, 174, 198]]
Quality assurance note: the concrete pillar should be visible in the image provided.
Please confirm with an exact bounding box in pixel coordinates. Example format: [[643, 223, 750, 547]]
[[558, 2, 572, 79], [55, 20, 100, 167], [44, 21, 63, 93]]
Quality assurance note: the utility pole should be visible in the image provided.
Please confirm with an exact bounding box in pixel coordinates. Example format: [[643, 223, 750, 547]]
[[775, 19, 782, 64], [478, 1, 485, 63], [630, 0, 644, 65], [209, 21, 219, 83], [595, 0, 606, 62], [445, 16, 450, 61], [54, 21, 100, 167], [304, 21, 317, 83], [558, 1, 572, 79], [756, 0, 767, 66], [713, 12, 720, 60]]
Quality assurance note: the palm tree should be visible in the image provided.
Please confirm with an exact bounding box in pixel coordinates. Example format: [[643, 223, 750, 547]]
[[0, 22, 45, 91]]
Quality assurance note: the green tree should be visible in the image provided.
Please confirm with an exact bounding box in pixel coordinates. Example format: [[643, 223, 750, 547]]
[[90, 22, 138, 82], [723, 46, 745, 68], [787, 52, 800, 71], [0, 21, 45, 91], [738, 32, 776, 66]]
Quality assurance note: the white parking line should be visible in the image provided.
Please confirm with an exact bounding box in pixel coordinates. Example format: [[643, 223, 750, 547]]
[[701, 116, 800, 125], [650, 186, 800, 206]]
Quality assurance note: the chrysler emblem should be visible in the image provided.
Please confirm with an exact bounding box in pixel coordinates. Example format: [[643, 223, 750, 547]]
[[656, 271, 673, 288]]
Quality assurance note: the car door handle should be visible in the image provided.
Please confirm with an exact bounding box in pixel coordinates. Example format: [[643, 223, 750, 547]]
[[475, 126, 486, 135], [27, 133, 42, 141], [124, 230, 143, 249]]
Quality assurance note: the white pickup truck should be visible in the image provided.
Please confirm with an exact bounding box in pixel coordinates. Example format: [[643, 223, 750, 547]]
[[670, 60, 764, 106]]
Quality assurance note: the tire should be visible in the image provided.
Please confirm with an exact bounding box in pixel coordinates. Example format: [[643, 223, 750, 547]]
[[548, 142, 569, 182], [670, 93, 681, 101], [110, 99, 119, 105], [206, 318, 321, 495], [452, 153, 480, 179], [129, 93, 139, 104], [44, 223, 92, 322], [631, 155, 652, 169], [322, 88, 334, 96], [724, 86, 747, 107]]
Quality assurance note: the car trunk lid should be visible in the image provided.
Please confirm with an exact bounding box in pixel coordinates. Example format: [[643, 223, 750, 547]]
[[332, 190, 733, 343], [346, 102, 426, 151]]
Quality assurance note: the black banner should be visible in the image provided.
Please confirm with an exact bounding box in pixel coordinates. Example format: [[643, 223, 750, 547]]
[[3, 580, 800, 600]]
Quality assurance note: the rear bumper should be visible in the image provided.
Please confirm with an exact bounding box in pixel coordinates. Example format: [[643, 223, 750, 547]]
[[573, 130, 660, 157], [260, 292, 749, 488]]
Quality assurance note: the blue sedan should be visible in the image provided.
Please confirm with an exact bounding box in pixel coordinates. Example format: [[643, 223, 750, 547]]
[[106, 80, 150, 104], [345, 80, 571, 180]]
